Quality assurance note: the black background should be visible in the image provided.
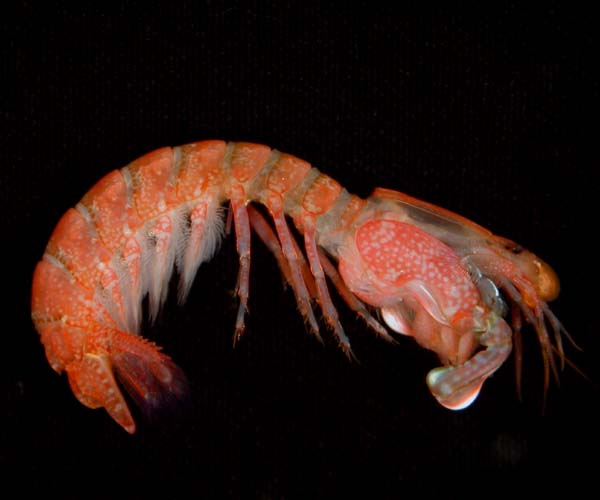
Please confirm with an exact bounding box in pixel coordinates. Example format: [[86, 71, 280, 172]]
[[3, 1, 598, 496]]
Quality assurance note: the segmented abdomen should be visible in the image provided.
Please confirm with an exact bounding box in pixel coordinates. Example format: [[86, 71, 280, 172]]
[[31, 140, 360, 369]]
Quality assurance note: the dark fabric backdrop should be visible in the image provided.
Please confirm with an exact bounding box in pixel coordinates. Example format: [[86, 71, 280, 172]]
[[3, 1, 598, 496]]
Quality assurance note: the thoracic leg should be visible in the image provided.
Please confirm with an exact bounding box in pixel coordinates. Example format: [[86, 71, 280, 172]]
[[230, 185, 251, 344], [247, 205, 317, 298], [266, 195, 321, 340], [303, 218, 353, 357]]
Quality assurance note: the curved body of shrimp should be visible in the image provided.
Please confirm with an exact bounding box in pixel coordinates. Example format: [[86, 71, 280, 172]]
[[31, 140, 566, 432]]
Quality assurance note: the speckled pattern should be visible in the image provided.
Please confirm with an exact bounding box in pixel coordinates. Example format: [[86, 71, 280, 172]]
[[357, 219, 478, 318]]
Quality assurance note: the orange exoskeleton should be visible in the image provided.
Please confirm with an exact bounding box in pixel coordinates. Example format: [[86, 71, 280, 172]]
[[31, 141, 569, 432]]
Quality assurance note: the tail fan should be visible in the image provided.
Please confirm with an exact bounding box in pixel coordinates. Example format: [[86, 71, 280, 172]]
[[110, 331, 188, 428]]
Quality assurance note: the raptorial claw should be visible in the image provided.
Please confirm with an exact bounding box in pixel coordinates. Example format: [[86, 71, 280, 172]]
[[426, 315, 512, 410], [426, 366, 485, 410]]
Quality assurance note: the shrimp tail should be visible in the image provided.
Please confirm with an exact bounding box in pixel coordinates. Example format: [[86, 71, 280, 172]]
[[66, 329, 187, 434], [110, 331, 188, 427]]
